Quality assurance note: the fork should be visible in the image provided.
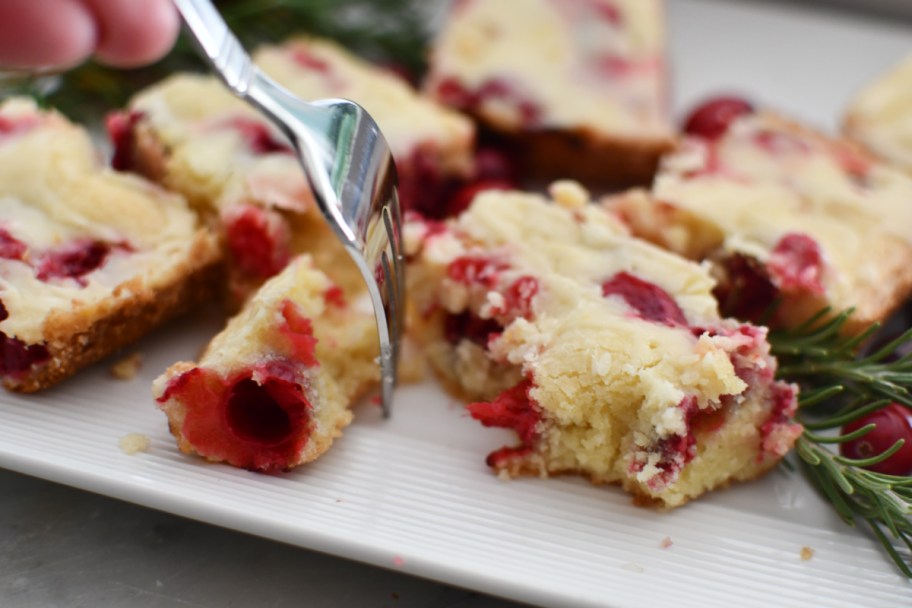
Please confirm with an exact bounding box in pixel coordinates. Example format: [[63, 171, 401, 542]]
[[173, 0, 404, 416]]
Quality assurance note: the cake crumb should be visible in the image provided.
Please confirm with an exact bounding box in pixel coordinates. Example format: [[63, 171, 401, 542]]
[[660, 536, 673, 549], [119, 433, 151, 455], [800, 546, 815, 561], [110, 352, 143, 380], [392, 555, 405, 568], [549, 180, 590, 210]]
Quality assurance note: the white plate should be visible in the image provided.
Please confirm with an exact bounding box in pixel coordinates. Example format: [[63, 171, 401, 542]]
[[2, 1, 912, 606]]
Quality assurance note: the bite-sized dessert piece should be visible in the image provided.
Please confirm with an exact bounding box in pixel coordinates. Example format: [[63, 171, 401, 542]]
[[110, 38, 474, 297], [405, 182, 800, 507], [153, 256, 378, 472], [609, 102, 912, 334], [843, 55, 912, 176], [425, 0, 674, 185], [0, 99, 221, 393]]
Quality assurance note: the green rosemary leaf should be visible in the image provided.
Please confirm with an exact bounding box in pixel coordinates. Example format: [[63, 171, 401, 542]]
[[797, 385, 846, 410], [803, 424, 875, 444], [800, 399, 889, 430], [833, 439, 906, 469], [869, 520, 912, 578]]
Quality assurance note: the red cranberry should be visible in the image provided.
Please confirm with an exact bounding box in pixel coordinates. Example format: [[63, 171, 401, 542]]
[[443, 311, 502, 346], [105, 110, 143, 171], [446, 179, 514, 216], [279, 299, 318, 366], [290, 49, 331, 74], [472, 147, 518, 183], [434, 77, 477, 109], [222, 117, 293, 156], [225, 377, 296, 447], [712, 254, 778, 323], [36, 241, 112, 283], [467, 379, 541, 468], [594, 1, 622, 25], [223, 205, 291, 279], [0, 115, 40, 140], [683, 96, 754, 140], [601, 272, 687, 327], [446, 255, 508, 288], [767, 233, 825, 295], [0, 228, 27, 260], [157, 361, 313, 472], [0, 300, 50, 376], [840, 403, 912, 476], [380, 62, 419, 87], [500, 276, 539, 320]]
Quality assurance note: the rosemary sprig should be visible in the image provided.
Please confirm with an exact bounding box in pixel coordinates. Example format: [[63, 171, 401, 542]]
[[3, 0, 430, 124], [770, 309, 912, 576]]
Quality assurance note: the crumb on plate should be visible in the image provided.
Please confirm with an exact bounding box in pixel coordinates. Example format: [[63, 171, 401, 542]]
[[110, 352, 144, 380], [800, 546, 815, 561], [119, 433, 151, 455]]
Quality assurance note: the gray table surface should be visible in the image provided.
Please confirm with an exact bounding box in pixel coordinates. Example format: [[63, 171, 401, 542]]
[[3, 1, 911, 607]]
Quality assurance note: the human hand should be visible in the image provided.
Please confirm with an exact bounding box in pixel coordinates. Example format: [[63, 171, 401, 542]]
[[0, 0, 179, 70]]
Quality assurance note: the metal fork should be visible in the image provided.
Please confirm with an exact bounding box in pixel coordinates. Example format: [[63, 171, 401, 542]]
[[173, 0, 404, 416]]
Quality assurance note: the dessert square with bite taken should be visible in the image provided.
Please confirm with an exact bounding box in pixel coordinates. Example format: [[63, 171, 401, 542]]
[[843, 54, 912, 176], [153, 255, 378, 472], [425, 0, 674, 185], [110, 37, 475, 297], [0, 99, 222, 393], [405, 181, 799, 507], [608, 108, 912, 334]]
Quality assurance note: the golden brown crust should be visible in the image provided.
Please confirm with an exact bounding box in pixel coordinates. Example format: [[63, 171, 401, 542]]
[[4, 235, 224, 393], [490, 446, 782, 510], [514, 127, 675, 187], [479, 121, 676, 187]]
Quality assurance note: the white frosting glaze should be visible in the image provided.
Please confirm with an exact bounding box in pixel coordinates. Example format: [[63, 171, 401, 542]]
[[653, 113, 912, 307], [0, 99, 211, 343], [427, 0, 669, 136], [845, 54, 912, 174]]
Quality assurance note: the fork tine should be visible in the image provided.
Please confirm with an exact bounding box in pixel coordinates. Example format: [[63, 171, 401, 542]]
[[378, 198, 405, 417]]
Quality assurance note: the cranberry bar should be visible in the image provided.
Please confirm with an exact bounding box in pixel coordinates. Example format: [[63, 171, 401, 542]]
[[609, 108, 912, 333], [153, 255, 378, 471], [844, 54, 912, 176], [425, 0, 674, 185], [405, 182, 799, 507], [0, 99, 221, 392]]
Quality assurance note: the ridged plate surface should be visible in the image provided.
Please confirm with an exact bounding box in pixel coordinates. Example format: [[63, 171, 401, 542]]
[[2, 1, 912, 606]]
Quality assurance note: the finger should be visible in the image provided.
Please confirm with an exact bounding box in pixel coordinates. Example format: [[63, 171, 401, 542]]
[[0, 0, 96, 70], [82, 0, 179, 68]]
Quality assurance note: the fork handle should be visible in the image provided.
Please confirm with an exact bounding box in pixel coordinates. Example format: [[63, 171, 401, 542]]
[[172, 0, 343, 223], [173, 0, 333, 143]]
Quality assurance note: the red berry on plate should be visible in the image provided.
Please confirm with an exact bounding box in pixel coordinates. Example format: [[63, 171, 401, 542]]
[[683, 96, 755, 140], [840, 403, 912, 476]]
